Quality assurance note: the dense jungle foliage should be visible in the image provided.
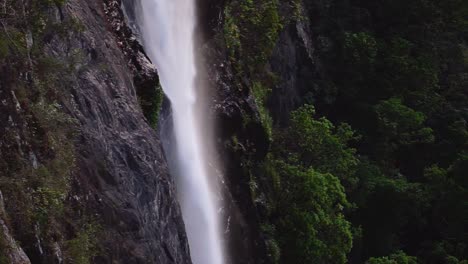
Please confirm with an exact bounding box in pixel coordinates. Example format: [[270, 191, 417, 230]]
[[224, 0, 468, 263]]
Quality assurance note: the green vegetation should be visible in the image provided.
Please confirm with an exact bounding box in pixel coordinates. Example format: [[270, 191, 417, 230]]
[[66, 223, 100, 264], [223, 0, 283, 138], [274, 162, 352, 263], [252, 81, 273, 138], [223, 0, 468, 263], [270, 106, 356, 263], [223, 0, 283, 67], [0, 0, 99, 262], [366, 251, 418, 264], [305, 0, 468, 262], [247, 105, 356, 263], [138, 82, 164, 129]]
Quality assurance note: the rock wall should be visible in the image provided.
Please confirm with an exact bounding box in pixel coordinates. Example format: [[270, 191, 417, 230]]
[[197, 0, 272, 263], [0, 0, 190, 263], [195, 0, 321, 263]]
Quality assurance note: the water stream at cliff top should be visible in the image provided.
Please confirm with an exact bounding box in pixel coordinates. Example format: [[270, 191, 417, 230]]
[[135, 0, 224, 263]]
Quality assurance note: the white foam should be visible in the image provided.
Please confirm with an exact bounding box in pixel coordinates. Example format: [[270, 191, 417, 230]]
[[135, 1, 224, 263]]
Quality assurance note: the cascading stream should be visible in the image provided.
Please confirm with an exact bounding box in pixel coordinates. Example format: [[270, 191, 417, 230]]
[[135, 0, 224, 264]]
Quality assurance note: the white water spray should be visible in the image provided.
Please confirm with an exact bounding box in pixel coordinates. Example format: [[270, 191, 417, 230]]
[[135, 1, 224, 264]]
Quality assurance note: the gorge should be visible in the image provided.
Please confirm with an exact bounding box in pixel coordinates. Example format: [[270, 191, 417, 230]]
[[135, 0, 224, 263], [0, 0, 466, 263]]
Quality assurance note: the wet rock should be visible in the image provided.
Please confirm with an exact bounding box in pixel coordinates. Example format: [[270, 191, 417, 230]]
[[56, 0, 190, 262], [0, 0, 191, 263], [197, 4, 272, 264]]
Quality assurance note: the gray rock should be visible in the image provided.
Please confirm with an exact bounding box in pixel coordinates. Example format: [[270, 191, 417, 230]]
[[0, 192, 31, 264], [53, 0, 191, 262], [0, 0, 191, 263]]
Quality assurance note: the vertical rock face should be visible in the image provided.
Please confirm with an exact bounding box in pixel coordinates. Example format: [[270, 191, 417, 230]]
[[193, 1, 319, 263], [0, 0, 190, 263], [0, 192, 31, 264], [0, 0, 319, 263], [195, 1, 272, 264], [269, 20, 316, 126], [68, 0, 190, 261]]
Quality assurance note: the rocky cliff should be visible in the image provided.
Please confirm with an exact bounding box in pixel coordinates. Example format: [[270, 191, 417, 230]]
[[196, 0, 353, 263], [0, 0, 190, 263]]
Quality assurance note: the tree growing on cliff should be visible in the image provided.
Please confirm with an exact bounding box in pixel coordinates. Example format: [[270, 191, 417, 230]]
[[271, 105, 356, 264]]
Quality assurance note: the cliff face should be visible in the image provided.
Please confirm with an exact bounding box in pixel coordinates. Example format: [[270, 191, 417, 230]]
[[195, 0, 322, 263], [269, 16, 316, 126], [196, 0, 273, 263], [0, 0, 334, 263], [0, 0, 190, 263]]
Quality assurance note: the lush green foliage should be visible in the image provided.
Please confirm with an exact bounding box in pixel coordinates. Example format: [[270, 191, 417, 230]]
[[366, 251, 418, 264], [285, 105, 359, 184], [252, 81, 273, 138], [223, 0, 283, 140], [302, 0, 468, 262], [224, 0, 283, 66], [138, 82, 163, 129], [224, 0, 468, 262], [260, 105, 356, 263], [274, 162, 352, 264], [273, 0, 468, 263]]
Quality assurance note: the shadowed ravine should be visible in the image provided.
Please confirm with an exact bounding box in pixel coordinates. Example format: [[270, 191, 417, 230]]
[[135, 0, 225, 264]]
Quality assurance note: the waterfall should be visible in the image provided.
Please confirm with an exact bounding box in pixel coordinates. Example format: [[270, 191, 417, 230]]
[[135, 1, 224, 264]]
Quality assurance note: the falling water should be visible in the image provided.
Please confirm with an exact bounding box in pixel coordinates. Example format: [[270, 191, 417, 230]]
[[135, 0, 224, 264]]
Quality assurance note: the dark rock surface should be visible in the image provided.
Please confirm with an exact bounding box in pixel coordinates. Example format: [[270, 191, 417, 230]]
[[47, 0, 191, 262], [0, 0, 191, 263], [194, 1, 322, 263], [0, 192, 31, 264], [196, 1, 272, 263], [1, 0, 318, 263], [269, 4, 318, 126]]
